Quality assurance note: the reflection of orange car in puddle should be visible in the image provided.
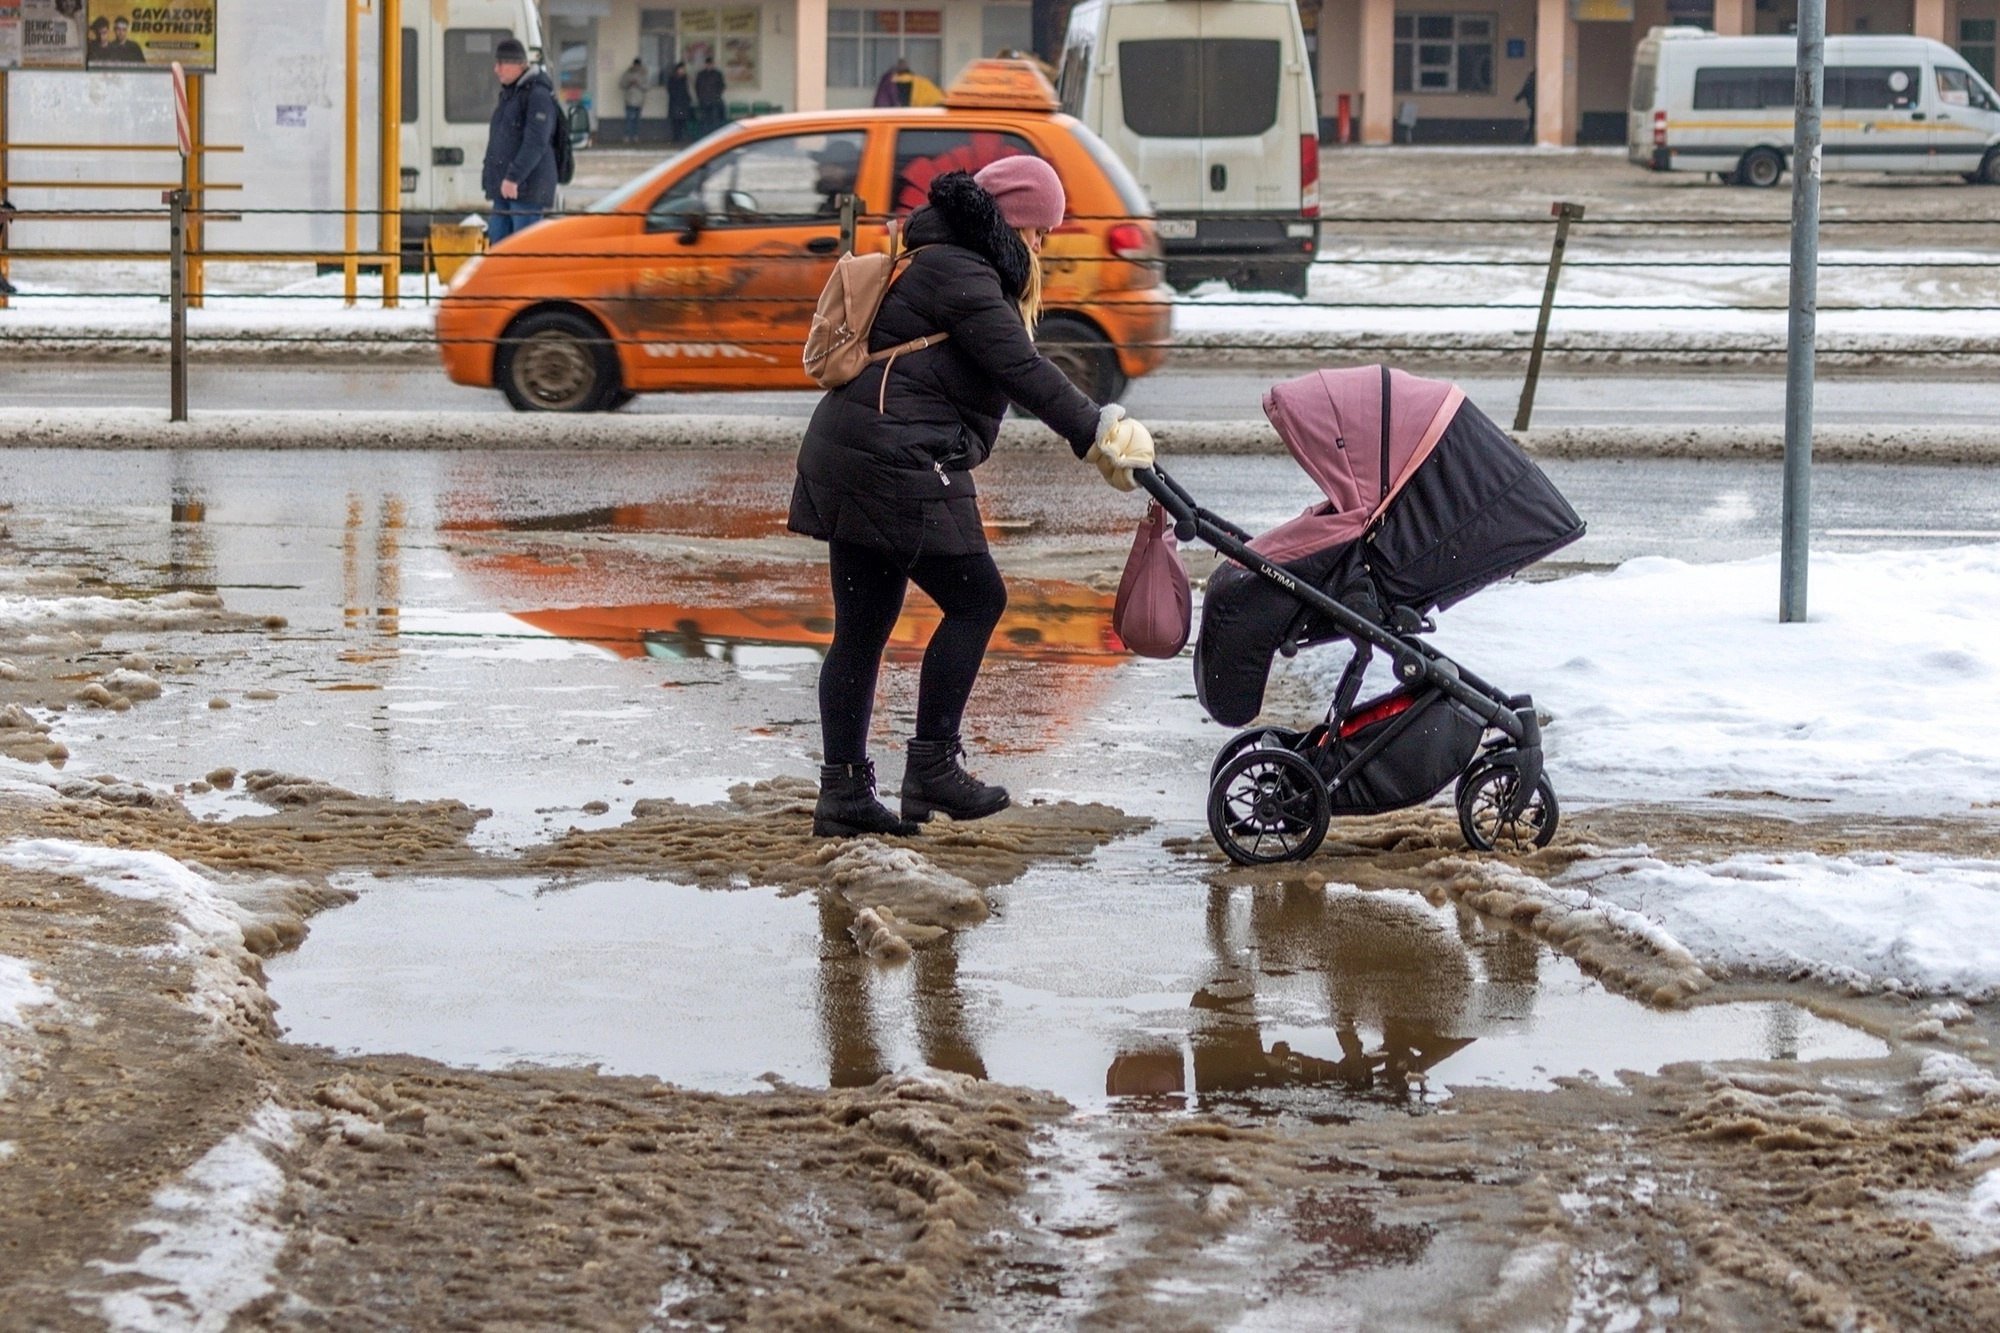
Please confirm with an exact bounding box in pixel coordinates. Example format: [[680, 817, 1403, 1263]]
[[506, 582, 1124, 665], [443, 497, 1128, 665]]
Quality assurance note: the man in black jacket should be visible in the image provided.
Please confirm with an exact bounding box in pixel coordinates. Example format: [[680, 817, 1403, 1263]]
[[481, 37, 561, 244], [693, 57, 727, 136]]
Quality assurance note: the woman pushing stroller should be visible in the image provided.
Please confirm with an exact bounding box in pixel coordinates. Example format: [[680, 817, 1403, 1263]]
[[789, 157, 1157, 838]]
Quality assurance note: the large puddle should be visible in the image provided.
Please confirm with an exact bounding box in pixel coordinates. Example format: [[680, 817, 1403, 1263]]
[[267, 836, 1886, 1112]]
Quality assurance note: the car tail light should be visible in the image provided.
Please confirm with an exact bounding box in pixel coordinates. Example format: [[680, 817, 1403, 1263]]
[[1653, 110, 1667, 147], [1108, 222, 1152, 259], [1301, 134, 1321, 218]]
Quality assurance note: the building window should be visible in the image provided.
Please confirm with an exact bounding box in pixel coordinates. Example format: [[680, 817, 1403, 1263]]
[[828, 8, 944, 89], [1963, 19, 1997, 86], [641, 9, 678, 75], [1393, 14, 1494, 95]]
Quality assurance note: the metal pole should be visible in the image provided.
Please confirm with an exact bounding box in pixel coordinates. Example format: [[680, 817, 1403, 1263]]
[[838, 193, 857, 254], [0, 71, 11, 313], [1781, 0, 1825, 623], [343, 0, 361, 305], [379, 0, 403, 310], [1514, 200, 1584, 432], [168, 189, 188, 422], [186, 73, 206, 307]]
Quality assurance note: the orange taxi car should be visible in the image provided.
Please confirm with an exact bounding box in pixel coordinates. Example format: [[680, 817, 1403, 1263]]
[[437, 59, 1171, 412]]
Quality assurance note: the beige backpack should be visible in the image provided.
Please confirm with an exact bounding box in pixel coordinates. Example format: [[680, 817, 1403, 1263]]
[[802, 233, 947, 403]]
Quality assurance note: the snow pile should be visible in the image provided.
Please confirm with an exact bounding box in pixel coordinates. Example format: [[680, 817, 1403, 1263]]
[[0, 953, 59, 1097], [0, 842, 262, 1030], [1561, 852, 2000, 999], [1425, 856, 1712, 1005], [87, 1100, 305, 1332], [1332, 544, 2000, 813], [0, 588, 227, 638], [818, 839, 989, 932], [1917, 1053, 2000, 1107], [0, 954, 56, 1029]]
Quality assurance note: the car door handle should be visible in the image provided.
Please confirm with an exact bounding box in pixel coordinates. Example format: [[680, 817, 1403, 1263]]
[[806, 237, 841, 255], [1209, 164, 1227, 191], [1911, 112, 1927, 120]]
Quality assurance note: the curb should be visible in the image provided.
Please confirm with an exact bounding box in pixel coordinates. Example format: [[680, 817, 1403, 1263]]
[[3, 409, 1997, 463]]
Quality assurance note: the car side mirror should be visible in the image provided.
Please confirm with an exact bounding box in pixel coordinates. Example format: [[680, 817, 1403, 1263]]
[[677, 209, 704, 245], [724, 189, 757, 217]]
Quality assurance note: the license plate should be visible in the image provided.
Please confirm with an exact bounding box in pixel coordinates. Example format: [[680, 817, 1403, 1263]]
[[1154, 218, 1196, 240]]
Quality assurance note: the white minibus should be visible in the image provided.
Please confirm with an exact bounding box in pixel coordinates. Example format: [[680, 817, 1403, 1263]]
[[1058, 0, 1320, 295], [1629, 27, 2000, 186]]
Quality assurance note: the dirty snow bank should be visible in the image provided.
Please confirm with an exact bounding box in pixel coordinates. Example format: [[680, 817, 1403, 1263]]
[[1349, 543, 2000, 813], [1303, 543, 2000, 1000], [1562, 852, 2000, 1000], [86, 1099, 306, 1333], [0, 842, 263, 1029]]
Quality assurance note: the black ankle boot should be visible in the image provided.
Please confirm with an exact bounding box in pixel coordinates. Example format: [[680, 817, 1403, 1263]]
[[815, 761, 920, 838], [900, 736, 1009, 823]]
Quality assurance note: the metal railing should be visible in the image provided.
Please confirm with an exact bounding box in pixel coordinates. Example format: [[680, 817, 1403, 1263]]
[[2, 199, 1997, 422]]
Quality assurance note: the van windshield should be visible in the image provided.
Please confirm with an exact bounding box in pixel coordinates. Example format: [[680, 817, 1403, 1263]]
[[1119, 39, 1281, 138], [1937, 65, 1999, 111]]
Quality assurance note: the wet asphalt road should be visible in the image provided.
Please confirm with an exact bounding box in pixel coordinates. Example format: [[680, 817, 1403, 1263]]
[[3, 362, 1999, 429]]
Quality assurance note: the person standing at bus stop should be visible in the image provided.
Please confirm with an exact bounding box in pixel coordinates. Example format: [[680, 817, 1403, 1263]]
[[482, 37, 561, 243], [694, 56, 727, 135], [619, 58, 649, 142]]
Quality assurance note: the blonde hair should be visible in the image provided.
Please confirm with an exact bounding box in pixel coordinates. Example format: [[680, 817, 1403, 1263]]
[[1014, 226, 1045, 329]]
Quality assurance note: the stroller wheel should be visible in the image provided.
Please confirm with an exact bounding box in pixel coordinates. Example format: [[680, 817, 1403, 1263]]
[[1208, 748, 1330, 865], [1456, 766, 1560, 853], [1208, 726, 1305, 783]]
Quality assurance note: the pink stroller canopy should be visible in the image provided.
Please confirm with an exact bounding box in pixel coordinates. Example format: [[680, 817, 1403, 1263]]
[[1253, 367, 1466, 563]]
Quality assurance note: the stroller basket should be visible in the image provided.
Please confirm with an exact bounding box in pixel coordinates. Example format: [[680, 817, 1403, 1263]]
[[1137, 366, 1584, 865]]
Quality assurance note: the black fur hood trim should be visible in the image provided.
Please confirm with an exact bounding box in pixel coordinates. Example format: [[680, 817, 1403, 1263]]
[[907, 171, 1032, 299]]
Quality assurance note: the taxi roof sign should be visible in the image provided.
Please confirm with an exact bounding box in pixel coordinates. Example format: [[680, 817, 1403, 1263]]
[[944, 58, 1062, 112]]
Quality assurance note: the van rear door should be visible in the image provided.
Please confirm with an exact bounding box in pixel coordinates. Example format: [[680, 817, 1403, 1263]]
[[1186, 1, 1296, 217]]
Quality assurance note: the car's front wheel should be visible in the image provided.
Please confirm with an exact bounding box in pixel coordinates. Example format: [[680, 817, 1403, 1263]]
[[1035, 314, 1126, 406], [498, 308, 623, 412]]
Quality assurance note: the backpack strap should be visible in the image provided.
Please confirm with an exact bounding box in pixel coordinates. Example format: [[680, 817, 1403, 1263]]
[[873, 333, 950, 413], [867, 239, 946, 413]]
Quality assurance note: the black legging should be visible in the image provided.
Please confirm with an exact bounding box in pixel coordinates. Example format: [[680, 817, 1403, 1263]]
[[819, 539, 1008, 765]]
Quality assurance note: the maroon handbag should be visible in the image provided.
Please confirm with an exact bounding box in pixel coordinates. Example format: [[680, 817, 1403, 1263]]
[[1113, 501, 1192, 658]]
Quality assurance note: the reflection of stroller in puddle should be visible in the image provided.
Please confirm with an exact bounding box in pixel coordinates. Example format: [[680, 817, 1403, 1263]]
[[1136, 367, 1584, 864], [1108, 885, 1542, 1106]]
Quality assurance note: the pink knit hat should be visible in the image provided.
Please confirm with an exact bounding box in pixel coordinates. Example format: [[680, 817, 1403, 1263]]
[[974, 156, 1066, 230]]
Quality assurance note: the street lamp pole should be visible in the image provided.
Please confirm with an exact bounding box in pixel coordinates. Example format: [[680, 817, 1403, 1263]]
[[1780, 0, 1826, 623]]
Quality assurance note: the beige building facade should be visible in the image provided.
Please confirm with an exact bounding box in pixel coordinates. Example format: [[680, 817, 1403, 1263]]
[[1309, 0, 2000, 144], [542, 0, 1035, 138], [538, 0, 2000, 147]]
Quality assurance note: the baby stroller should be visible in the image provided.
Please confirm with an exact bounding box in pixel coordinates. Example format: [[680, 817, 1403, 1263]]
[[1133, 366, 1585, 865]]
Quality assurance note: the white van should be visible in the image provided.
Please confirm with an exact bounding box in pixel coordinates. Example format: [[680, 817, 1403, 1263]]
[[399, 0, 546, 246], [1630, 27, 2000, 187], [1058, 0, 1319, 295]]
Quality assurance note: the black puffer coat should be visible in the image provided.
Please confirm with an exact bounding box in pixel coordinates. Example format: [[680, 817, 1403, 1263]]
[[481, 68, 561, 207], [788, 171, 1104, 559]]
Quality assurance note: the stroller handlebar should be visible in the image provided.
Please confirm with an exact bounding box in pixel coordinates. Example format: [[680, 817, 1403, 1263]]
[[1133, 466, 1252, 545]]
